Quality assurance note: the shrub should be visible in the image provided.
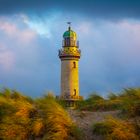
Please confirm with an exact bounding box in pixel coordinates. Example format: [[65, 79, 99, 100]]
[[77, 98, 121, 111], [31, 118, 44, 137], [87, 93, 104, 102], [0, 89, 83, 140], [107, 93, 118, 100], [77, 88, 140, 114], [119, 88, 140, 117], [36, 96, 83, 140], [67, 125, 85, 140], [0, 90, 34, 140], [92, 117, 139, 140]]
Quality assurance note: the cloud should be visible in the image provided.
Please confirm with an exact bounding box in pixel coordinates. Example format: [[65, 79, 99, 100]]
[[77, 22, 92, 35], [0, 14, 60, 96], [72, 19, 140, 96], [0, 17, 37, 44], [20, 14, 59, 38], [0, 16, 38, 73], [0, 0, 140, 20], [0, 45, 15, 71]]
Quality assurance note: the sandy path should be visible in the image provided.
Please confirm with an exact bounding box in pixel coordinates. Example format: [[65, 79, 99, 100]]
[[68, 110, 119, 140]]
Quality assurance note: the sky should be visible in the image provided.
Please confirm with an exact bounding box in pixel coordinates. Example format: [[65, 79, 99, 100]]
[[0, 0, 140, 97]]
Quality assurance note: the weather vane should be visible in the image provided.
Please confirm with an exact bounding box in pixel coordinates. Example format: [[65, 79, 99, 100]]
[[67, 22, 71, 26], [67, 22, 71, 30]]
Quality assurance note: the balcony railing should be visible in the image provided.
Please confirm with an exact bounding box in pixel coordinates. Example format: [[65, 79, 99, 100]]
[[58, 49, 81, 57]]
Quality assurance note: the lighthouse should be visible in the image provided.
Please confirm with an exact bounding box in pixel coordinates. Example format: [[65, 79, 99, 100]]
[[58, 23, 82, 106]]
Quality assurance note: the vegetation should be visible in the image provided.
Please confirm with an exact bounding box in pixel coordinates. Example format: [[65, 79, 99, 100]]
[[92, 117, 140, 140], [88, 88, 140, 140], [77, 88, 140, 117], [0, 87, 140, 140], [118, 88, 140, 117], [0, 89, 83, 140], [77, 93, 122, 111]]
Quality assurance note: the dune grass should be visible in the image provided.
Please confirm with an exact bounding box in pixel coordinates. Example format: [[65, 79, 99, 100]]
[[92, 116, 139, 140], [0, 87, 140, 139], [0, 89, 83, 140], [76, 88, 140, 118]]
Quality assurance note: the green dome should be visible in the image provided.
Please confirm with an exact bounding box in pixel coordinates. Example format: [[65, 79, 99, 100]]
[[63, 29, 77, 39]]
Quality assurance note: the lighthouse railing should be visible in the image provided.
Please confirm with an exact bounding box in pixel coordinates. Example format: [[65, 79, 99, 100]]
[[58, 49, 81, 57]]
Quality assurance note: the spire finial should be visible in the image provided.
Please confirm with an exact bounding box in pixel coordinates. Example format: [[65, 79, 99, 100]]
[[67, 22, 71, 31]]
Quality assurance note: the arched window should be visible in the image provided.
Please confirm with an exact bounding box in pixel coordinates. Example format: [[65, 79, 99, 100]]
[[73, 89, 76, 96], [73, 62, 76, 68]]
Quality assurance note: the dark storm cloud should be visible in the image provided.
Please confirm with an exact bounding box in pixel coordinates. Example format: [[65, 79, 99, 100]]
[[0, 0, 140, 19]]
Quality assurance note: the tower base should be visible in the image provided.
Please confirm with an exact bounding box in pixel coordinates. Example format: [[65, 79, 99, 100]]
[[59, 96, 83, 108]]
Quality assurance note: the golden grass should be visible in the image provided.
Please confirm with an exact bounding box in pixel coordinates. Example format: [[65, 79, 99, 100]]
[[92, 116, 139, 140]]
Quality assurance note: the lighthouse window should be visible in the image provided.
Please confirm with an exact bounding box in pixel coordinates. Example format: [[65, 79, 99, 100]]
[[65, 38, 70, 46], [74, 89, 76, 96], [70, 38, 74, 46], [73, 62, 76, 68]]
